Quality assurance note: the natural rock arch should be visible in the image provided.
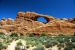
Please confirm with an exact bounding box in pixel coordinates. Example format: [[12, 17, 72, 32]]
[[33, 16, 50, 23], [14, 11, 75, 35], [23, 12, 55, 23], [16, 12, 55, 24]]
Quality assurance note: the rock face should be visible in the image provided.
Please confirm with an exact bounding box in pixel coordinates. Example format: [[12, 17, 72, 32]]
[[14, 11, 75, 35], [0, 18, 15, 35], [68, 18, 75, 24], [0, 11, 75, 35]]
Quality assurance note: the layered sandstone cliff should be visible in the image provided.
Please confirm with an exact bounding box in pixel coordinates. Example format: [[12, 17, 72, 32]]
[[14, 12, 75, 35], [0, 11, 75, 35]]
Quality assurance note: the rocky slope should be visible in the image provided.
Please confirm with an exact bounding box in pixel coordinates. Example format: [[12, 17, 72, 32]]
[[0, 11, 75, 35]]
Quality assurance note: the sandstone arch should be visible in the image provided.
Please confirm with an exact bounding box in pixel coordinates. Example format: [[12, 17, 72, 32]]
[[17, 12, 55, 23], [15, 11, 75, 35], [24, 12, 55, 23]]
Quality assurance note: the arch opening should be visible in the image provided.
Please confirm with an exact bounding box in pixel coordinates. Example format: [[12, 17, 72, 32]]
[[36, 17, 49, 24]]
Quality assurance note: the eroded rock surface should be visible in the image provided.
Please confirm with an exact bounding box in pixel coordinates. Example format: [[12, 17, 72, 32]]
[[14, 11, 75, 35], [0, 11, 75, 35]]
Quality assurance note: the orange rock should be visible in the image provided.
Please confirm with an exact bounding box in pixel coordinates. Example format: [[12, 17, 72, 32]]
[[0, 11, 75, 35], [6, 18, 14, 25], [15, 11, 75, 35]]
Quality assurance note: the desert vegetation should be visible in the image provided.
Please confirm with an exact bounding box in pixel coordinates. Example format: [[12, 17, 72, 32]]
[[0, 32, 75, 50]]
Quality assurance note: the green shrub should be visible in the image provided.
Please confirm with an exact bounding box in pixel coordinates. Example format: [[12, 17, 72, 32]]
[[28, 33, 36, 37], [71, 36, 75, 42], [57, 43, 64, 49], [44, 40, 58, 48], [65, 42, 74, 50], [40, 32, 47, 36], [0, 32, 75, 50], [0, 32, 5, 35], [10, 33, 18, 37], [0, 42, 3, 49], [15, 41, 26, 50], [44, 41, 52, 48], [72, 43, 75, 48], [26, 45, 30, 49], [58, 39, 64, 43], [58, 34, 65, 36], [64, 46, 72, 50], [34, 46, 44, 50]]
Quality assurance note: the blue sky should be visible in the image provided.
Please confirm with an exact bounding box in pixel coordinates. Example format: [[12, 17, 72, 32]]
[[0, 0, 75, 20]]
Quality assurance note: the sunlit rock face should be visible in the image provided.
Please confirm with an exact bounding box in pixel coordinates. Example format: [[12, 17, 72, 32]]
[[6, 18, 14, 25], [0, 18, 15, 34], [0, 19, 7, 26], [15, 11, 75, 35], [0, 11, 75, 35]]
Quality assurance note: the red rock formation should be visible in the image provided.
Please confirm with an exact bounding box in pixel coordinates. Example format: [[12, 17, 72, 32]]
[[6, 18, 14, 25], [0, 11, 75, 35], [15, 11, 75, 35]]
